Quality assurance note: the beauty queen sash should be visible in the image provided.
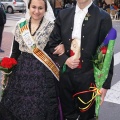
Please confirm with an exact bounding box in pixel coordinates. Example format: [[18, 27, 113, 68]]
[[17, 18, 59, 81]]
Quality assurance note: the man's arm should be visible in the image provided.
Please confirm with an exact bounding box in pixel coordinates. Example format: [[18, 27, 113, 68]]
[[99, 12, 113, 89], [98, 11, 113, 104], [48, 14, 68, 68]]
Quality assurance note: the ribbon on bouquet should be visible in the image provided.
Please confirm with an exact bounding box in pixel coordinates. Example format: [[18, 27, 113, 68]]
[[73, 83, 101, 112]]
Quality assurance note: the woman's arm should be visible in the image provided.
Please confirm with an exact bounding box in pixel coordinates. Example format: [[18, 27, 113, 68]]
[[10, 38, 21, 60], [53, 44, 65, 56]]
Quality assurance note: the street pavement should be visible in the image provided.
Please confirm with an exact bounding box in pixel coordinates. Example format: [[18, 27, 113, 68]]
[[0, 32, 13, 59], [0, 13, 25, 59], [0, 12, 26, 58], [0, 13, 120, 120]]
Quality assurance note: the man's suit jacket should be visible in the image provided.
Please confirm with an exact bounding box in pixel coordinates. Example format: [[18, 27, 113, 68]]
[[48, 3, 113, 89]]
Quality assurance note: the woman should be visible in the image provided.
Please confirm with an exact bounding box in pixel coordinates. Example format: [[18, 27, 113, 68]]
[[0, 0, 64, 119]]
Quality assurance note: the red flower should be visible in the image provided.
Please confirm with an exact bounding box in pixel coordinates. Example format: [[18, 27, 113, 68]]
[[70, 50, 81, 68], [0, 57, 17, 69], [0, 57, 17, 94], [70, 50, 75, 56], [100, 46, 107, 54]]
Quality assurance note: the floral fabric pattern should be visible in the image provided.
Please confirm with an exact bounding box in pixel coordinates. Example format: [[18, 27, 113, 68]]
[[14, 18, 54, 53], [1, 53, 60, 120]]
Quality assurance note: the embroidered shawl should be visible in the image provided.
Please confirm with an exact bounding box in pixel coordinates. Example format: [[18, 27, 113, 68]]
[[14, 18, 54, 53]]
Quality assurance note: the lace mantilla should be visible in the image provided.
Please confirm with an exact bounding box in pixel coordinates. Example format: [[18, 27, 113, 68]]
[[14, 18, 54, 53]]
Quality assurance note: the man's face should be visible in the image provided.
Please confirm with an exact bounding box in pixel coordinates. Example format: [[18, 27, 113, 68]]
[[77, 0, 91, 7]]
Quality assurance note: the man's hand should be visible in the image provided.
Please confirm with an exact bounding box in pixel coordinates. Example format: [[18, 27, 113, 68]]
[[65, 56, 80, 69], [100, 88, 108, 105], [53, 44, 65, 56]]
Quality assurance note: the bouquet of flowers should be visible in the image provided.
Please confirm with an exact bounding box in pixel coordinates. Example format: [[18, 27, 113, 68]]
[[93, 28, 117, 119], [0, 57, 17, 95]]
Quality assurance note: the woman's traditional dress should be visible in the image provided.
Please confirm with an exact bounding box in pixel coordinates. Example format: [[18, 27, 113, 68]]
[[0, 18, 61, 120]]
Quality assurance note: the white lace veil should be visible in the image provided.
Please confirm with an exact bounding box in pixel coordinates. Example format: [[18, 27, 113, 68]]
[[10, 0, 55, 56], [24, 0, 55, 22]]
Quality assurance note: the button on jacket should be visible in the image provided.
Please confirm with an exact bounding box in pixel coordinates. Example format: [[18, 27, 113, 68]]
[[49, 3, 113, 89]]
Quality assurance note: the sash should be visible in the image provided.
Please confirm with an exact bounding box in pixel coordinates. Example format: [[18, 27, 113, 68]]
[[17, 18, 59, 81]]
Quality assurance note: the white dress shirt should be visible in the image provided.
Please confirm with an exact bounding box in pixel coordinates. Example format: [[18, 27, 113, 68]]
[[72, 1, 92, 41]]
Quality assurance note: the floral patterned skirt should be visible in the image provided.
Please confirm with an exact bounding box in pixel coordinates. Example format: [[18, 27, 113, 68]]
[[0, 52, 60, 120]]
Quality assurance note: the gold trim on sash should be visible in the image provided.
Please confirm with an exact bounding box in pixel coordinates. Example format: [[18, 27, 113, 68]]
[[18, 18, 59, 81], [33, 48, 59, 80]]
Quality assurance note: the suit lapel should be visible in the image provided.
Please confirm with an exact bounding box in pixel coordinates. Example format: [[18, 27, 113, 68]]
[[81, 3, 97, 47], [67, 7, 75, 39], [82, 3, 97, 30]]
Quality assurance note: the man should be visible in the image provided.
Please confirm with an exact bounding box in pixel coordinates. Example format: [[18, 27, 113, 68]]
[[93, 0, 99, 6], [48, 0, 113, 119], [48, 0, 64, 17], [0, 6, 6, 52]]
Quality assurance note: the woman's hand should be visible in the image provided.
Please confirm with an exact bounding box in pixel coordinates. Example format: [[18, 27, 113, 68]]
[[53, 44, 65, 56]]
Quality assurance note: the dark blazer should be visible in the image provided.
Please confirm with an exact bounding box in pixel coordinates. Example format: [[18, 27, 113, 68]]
[[49, 3, 113, 89], [0, 7, 6, 26]]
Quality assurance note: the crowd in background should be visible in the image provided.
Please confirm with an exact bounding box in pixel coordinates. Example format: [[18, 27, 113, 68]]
[[49, 0, 120, 19], [98, 0, 120, 19]]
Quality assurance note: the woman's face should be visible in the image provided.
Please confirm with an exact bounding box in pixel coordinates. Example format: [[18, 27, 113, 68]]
[[29, 0, 46, 20]]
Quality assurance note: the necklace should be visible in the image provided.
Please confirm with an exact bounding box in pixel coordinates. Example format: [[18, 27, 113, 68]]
[[29, 17, 43, 36]]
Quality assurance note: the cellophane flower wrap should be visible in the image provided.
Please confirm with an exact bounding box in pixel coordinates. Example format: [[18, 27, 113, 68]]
[[0, 57, 17, 95], [93, 28, 117, 119]]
